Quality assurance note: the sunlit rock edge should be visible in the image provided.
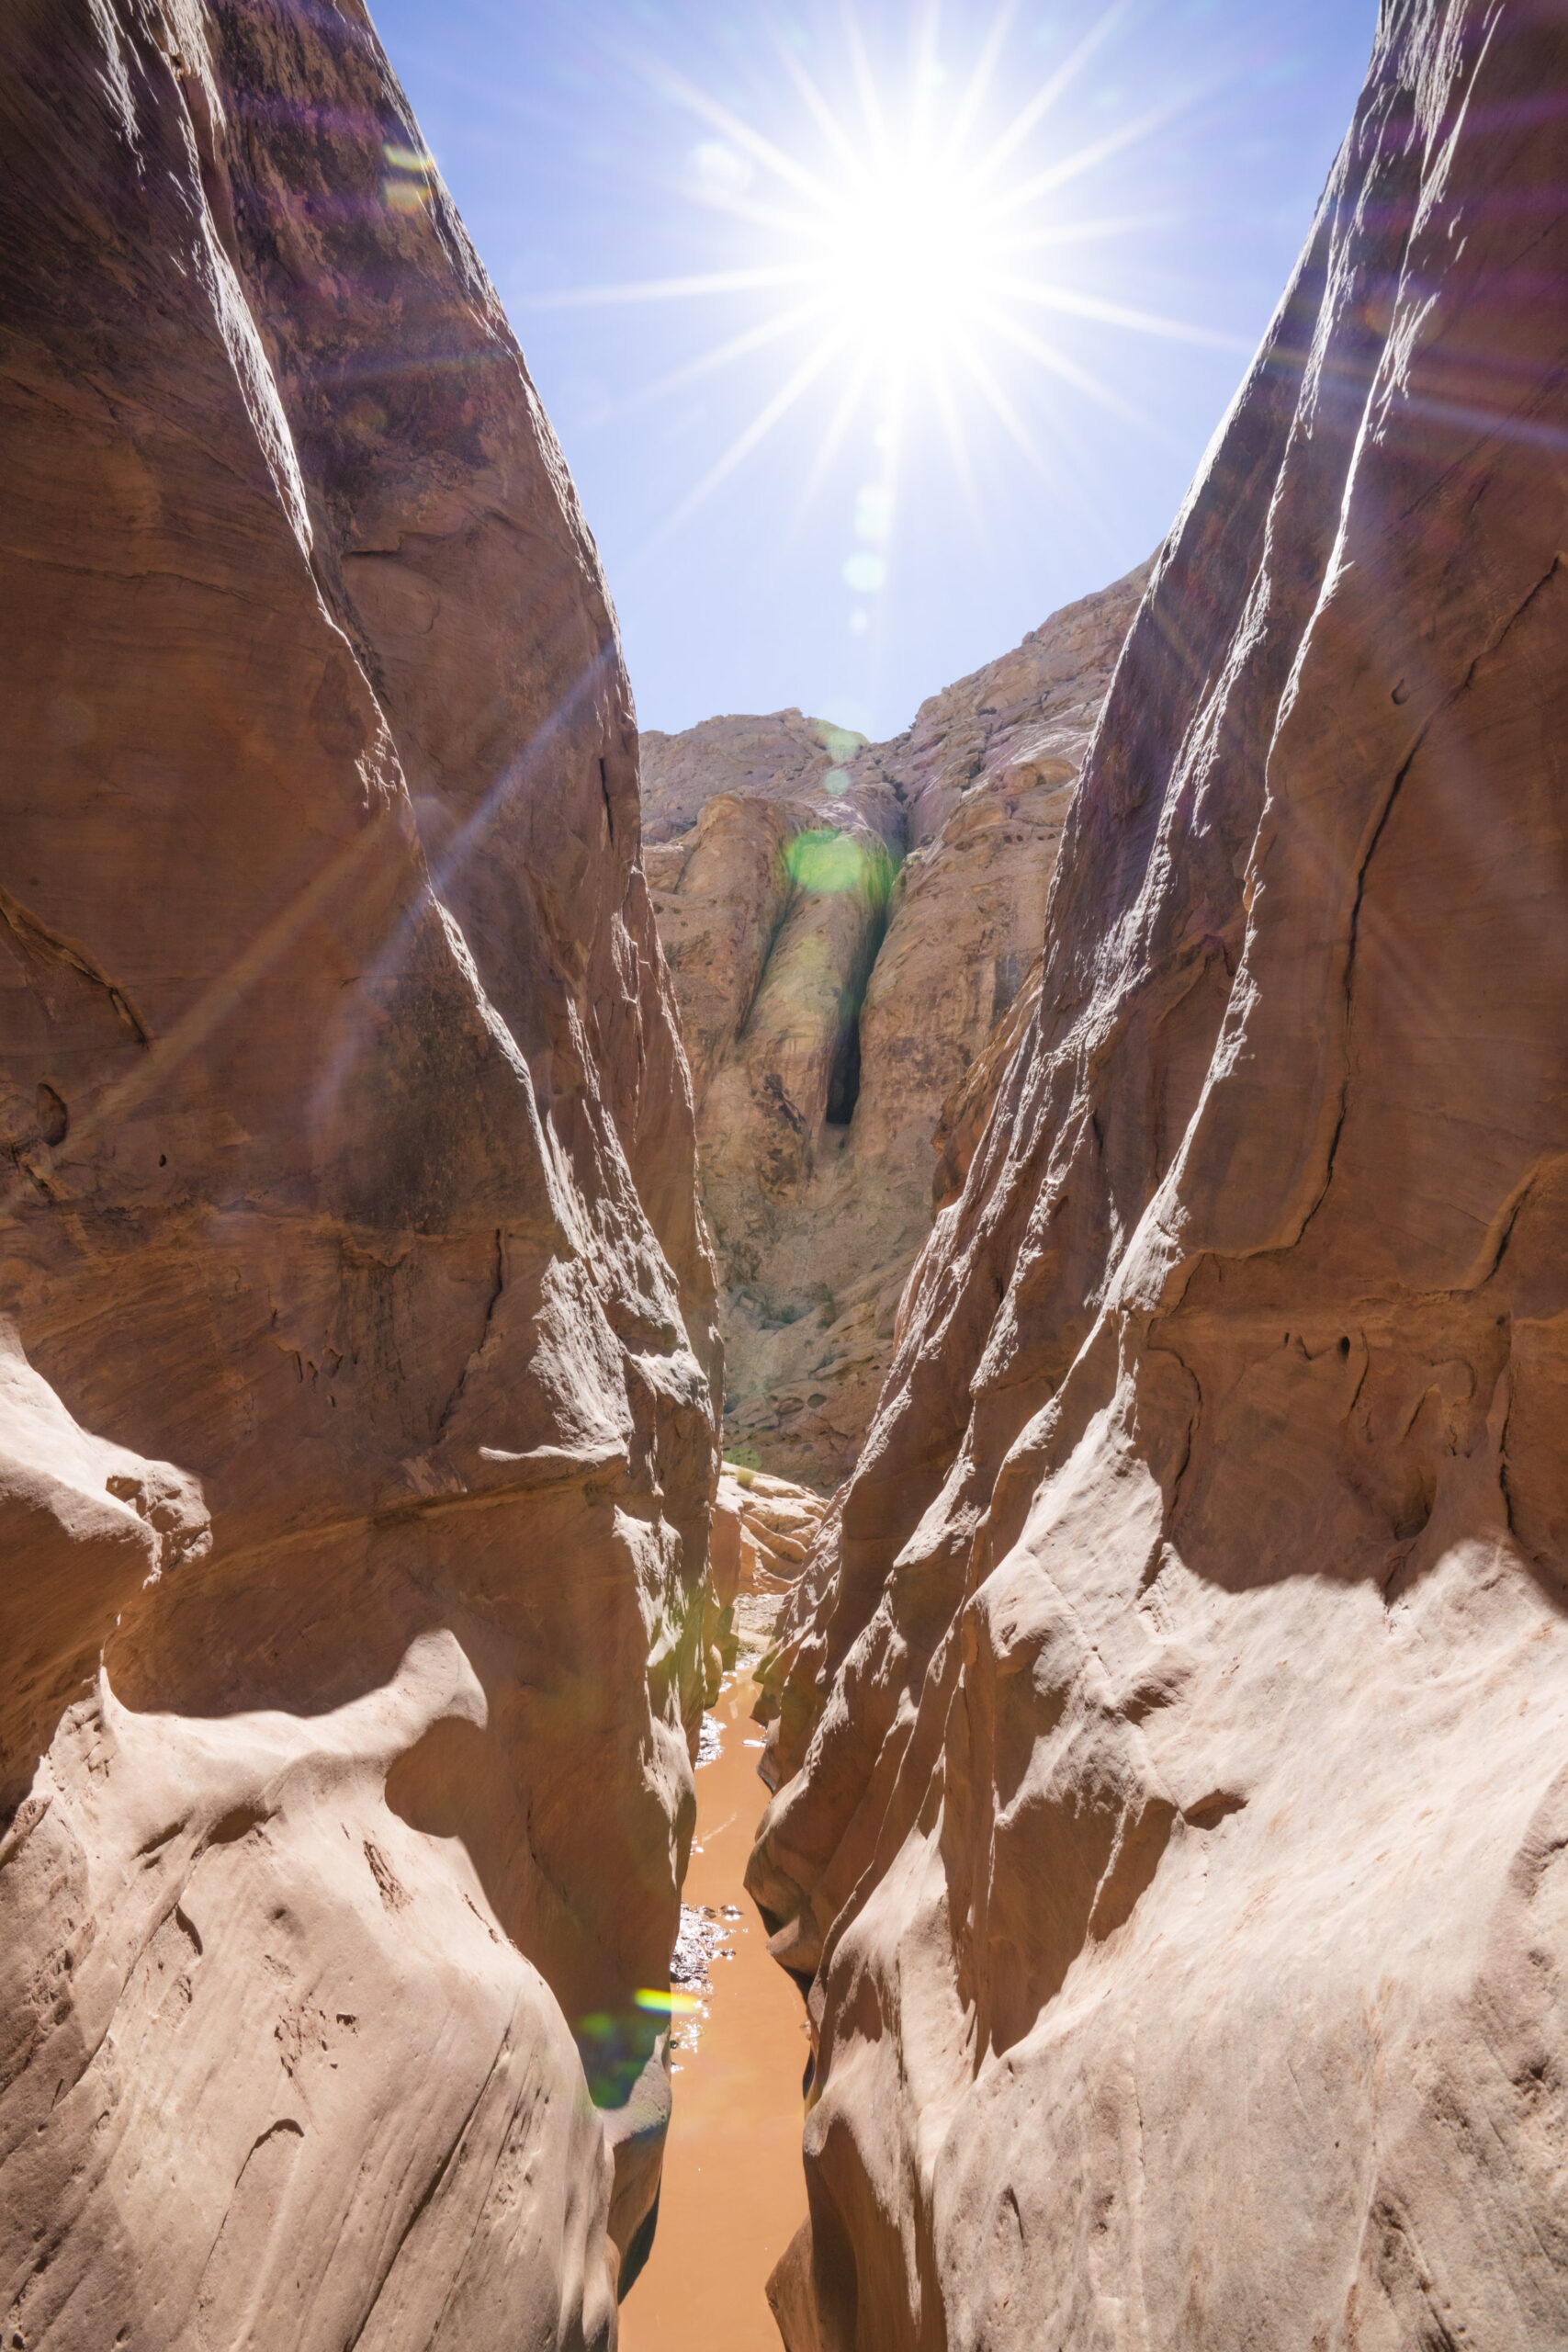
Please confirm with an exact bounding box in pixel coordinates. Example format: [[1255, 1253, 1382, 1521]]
[[749, 6, 1568, 2346], [0, 0, 722, 2343]]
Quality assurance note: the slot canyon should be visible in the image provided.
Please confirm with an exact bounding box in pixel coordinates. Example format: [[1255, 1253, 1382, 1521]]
[[5, 2, 1568, 2349]]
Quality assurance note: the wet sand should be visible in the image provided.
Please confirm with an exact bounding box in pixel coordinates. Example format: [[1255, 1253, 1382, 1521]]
[[619, 1666, 807, 2352]]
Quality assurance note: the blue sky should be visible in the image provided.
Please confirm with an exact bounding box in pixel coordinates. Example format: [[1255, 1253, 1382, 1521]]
[[373, 0, 1379, 743]]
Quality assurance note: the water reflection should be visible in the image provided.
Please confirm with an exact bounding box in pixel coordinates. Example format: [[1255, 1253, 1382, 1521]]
[[618, 1668, 808, 2352]]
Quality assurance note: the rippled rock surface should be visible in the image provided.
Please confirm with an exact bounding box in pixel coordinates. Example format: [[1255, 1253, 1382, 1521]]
[[0, 2, 718, 2342], [750, 6, 1568, 2345]]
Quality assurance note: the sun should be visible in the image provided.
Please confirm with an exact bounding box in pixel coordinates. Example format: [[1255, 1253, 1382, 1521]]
[[811, 147, 994, 367], [525, 8, 1247, 554]]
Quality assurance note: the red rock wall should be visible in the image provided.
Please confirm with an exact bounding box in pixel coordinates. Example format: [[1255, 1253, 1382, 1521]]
[[0, 1, 718, 2341], [750, 5, 1568, 2344], [643, 567, 1147, 1493]]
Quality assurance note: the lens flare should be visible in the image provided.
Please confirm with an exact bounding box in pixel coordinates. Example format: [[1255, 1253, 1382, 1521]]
[[634, 1987, 705, 2016], [522, 7, 1252, 556]]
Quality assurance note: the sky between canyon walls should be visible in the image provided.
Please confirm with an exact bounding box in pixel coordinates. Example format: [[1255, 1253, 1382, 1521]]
[[376, 0, 1377, 742]]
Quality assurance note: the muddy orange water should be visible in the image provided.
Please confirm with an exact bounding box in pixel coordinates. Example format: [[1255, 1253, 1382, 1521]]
[[619, 1667, 808, 2352]]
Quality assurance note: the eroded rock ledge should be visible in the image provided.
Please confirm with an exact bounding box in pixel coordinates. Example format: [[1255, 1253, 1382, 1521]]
[[643, 563, 1147, 1490], [1, 2, 717, 2342], [750, 5, 1568, 2346]]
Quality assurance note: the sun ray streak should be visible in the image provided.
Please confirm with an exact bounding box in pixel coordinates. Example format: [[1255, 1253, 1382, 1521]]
[[766, 33, 863, 178], [977, 303, 1171, 440], [995, 211, 1171, 258], [943, 0, 1021, 168], [995, 277, 1253, 352], [647, 58, 838, 209], [523, 265, 816, 312], [844, 11, 892, 167], [985, 90, 1205, 220], [639, 334, 849, 554], [927, 350, 986, 536], [694, 190, 839, 242], [911, 0, 943, 150], [796, 346, 878, 515], [951, 333, 1051, 481], [974, 0, 1136, 187], [587, 301, 831, 429]]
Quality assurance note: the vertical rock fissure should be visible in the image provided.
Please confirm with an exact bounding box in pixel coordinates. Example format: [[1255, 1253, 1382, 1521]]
[[823, 1012, 862, 1127], [642, 564, 1153, 1489], [823, 899, 889, 1131]]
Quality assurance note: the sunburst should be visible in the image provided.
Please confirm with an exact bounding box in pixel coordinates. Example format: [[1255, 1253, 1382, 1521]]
[[523, 6, 1251, 619]]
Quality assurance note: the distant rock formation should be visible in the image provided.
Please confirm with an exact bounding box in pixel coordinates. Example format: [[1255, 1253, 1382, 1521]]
[[749, 5, 1568, 2346], [717, 1463, 830, 1593], [704, 1462, 826, 1704], [644, 562, 1148, 1489], [0, 2, 717, 2343]]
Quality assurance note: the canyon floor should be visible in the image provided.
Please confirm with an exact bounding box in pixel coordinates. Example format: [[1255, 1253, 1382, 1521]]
[[618, 1589, 807, 2352], [7, 2, 1568, 2349]]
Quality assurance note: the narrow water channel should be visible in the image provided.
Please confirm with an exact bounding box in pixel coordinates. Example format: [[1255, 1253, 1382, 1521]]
[[620, 1662, 808, 2351]]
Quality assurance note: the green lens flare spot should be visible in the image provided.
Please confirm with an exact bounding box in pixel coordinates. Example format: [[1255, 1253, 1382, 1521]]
[[812, 721, 866, 763], [785, 828, 866, 894], [784, 828, 897, 901]]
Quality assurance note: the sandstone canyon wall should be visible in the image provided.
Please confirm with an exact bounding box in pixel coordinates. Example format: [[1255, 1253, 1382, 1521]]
[[0, 5, 719, 2345], [643, 564, 1148, 1491], [750, 4, 1568, 2346]]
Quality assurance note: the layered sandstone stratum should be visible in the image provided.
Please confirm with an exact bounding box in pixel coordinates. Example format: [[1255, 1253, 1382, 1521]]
[[1, 3, 719, 2344], [750, 5, 1568, 2346], [643, 563, 1147, 1490]]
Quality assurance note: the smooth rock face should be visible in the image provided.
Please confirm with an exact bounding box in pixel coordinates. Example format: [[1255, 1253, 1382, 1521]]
[[750, 7, 1568, 2346], [0, 4, 717, 2344], [644, 566, 1147, 1490]]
